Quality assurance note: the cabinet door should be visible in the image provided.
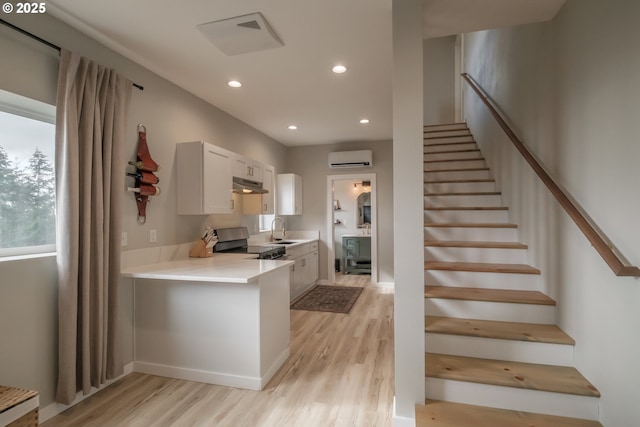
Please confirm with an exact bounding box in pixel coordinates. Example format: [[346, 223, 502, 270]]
[[262, 165, 274, 214], [248, 160, 263, 182], [233, 156, 249, 179], [308, 250, 319, 284], [357, 237, 371, 259], [177, 141, 233, 215], [203, 145, 233, 214], [234, 156, 264, 182], [277, 173, 302, 215], [292, 257, 305, 296], [293, 174, 302, 215]]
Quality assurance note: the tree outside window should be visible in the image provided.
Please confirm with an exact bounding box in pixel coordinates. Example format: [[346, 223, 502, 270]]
[[0, 91, 56, 256]]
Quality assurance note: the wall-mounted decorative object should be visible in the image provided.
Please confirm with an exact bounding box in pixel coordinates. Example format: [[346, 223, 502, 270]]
[[127, 124, 160, 223]]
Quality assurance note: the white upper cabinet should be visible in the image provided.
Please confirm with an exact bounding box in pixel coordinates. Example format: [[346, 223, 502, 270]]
[[233, 155, 263, 182], [243, 164, 275, 215], [277, 173, 302, 215], [176, 141, 234, 215]]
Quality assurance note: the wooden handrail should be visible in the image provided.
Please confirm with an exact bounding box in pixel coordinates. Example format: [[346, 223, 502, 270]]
[[461, 73, 640, 277]]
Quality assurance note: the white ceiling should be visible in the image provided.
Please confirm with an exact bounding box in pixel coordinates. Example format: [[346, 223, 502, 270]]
[[46, 0, 564, 147]]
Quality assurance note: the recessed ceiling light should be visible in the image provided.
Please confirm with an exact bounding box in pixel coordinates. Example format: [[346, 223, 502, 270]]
[[227, 80, 242, 88], [332, 65, 347, 74], [360, 119, 370, 124], [288, 125, 298, 130]]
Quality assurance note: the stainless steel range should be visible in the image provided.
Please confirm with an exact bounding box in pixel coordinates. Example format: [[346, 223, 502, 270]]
[[213, 227, 286, 260]]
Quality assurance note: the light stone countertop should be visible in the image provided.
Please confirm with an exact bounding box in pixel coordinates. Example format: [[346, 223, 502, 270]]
[[121, 252, 293, 284]]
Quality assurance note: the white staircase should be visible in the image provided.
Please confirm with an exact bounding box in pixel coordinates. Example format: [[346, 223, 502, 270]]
[[417, 123, 602, 426]]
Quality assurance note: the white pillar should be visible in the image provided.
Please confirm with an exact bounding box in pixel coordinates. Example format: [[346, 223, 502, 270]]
[[392, 0, 425, 425]]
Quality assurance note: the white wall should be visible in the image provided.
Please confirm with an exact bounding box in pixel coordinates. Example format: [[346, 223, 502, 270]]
[[463, 0, 640, 424], [392, 0, 425, 423], [285, 140, 393, 284], [423, 36, 456, 125], [0, 13, 287, 409]]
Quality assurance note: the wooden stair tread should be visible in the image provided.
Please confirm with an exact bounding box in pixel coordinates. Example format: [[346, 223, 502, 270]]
[[424, 134, 475, 140], [424, 122, 467, 128], [424, 140, 476, 148], [424, 167, 489, 173], [424, 240, 526, 249], [424, 148, 480, 155], [425, 158, 485, 164], [416, 400, 602, 427], [425, 178, 495, 184], [424, 286, 556, 306], [425, 261, 540, 275], [425, 316, 574, 345], [425, 222, 517, 228], [424, 127, 470, 132], [425, 191, 500, 196], [424, 206, 508, 211], [425, 353, 600, 397]]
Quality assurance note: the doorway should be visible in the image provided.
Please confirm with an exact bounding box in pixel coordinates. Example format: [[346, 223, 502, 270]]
[[326, 173, 378, 285]]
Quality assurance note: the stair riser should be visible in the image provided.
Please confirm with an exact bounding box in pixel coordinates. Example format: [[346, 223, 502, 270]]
[[425, 142, 478, 153], [425, 194, 503, 208], [424, 270, 540, 290], [425, 226, 518, 242], [424, 123, 469, 132], [424, 246, 527, 264], [426, 159, 486, 171], [425, 299, 554, 323], [424, 136, 476, 145], [424, 181, 496, 193], [424, 151, 483, 161], [425, 334, 574, 366], [425, 378, 599, 420], [425, 169, 491, 181], [425, 209, 509, 223]]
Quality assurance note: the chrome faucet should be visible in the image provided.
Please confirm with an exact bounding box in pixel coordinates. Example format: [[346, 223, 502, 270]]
[[270, 217, 286, 241]]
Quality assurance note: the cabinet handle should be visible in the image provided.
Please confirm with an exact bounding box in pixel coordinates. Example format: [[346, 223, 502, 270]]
[[231, 199, 234, 210], [302, 259, 306, 267], [264, 203, 267, 212]]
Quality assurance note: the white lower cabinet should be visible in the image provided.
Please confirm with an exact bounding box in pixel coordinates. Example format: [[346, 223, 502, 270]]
[[288, 241, 319, 301]]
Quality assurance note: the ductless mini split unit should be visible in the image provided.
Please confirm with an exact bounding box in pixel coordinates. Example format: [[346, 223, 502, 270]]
[[328, 150, 373, 169]]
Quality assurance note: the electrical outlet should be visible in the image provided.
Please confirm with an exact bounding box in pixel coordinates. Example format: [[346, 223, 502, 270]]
[[149, 229, 157, 243], [121, 232, 128, 247]]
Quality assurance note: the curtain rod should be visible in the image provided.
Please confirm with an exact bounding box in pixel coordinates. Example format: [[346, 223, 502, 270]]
[[0, 18, 144, 91]]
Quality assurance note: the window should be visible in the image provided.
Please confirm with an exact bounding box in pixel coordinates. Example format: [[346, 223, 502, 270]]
[[0, 89, 56, 257], [259, 214, 275, 233]]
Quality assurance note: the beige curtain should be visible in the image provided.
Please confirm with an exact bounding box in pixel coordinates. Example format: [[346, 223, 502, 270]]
[[55, 49, 132, 405]]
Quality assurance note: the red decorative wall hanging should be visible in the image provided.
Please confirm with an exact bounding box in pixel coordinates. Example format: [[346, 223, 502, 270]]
[[127, 124, 160, 223]]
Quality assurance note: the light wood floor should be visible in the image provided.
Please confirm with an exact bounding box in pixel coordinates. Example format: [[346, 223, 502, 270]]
[[41, 274, 395, 427]]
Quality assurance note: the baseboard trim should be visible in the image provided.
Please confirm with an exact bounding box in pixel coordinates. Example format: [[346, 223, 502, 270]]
[[392, 397, 416, 427], [40, 362, 134, 423], [133, 348, 289, 391]]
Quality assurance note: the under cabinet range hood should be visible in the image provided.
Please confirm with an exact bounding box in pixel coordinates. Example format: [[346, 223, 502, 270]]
[[232, 176, 268, 194]]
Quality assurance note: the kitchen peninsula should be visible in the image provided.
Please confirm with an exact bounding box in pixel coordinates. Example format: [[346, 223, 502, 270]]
[[121, 248, 293, 391]]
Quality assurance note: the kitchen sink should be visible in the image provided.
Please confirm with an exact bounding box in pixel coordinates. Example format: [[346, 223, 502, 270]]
[[273, 241, 296, 245]]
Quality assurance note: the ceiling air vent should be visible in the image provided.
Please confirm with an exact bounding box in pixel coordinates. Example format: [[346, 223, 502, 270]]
[[197, 12, 284, 56]]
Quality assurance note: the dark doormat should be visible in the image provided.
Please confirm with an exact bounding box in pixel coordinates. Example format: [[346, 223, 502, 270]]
[[291, 285, 364, 314]]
